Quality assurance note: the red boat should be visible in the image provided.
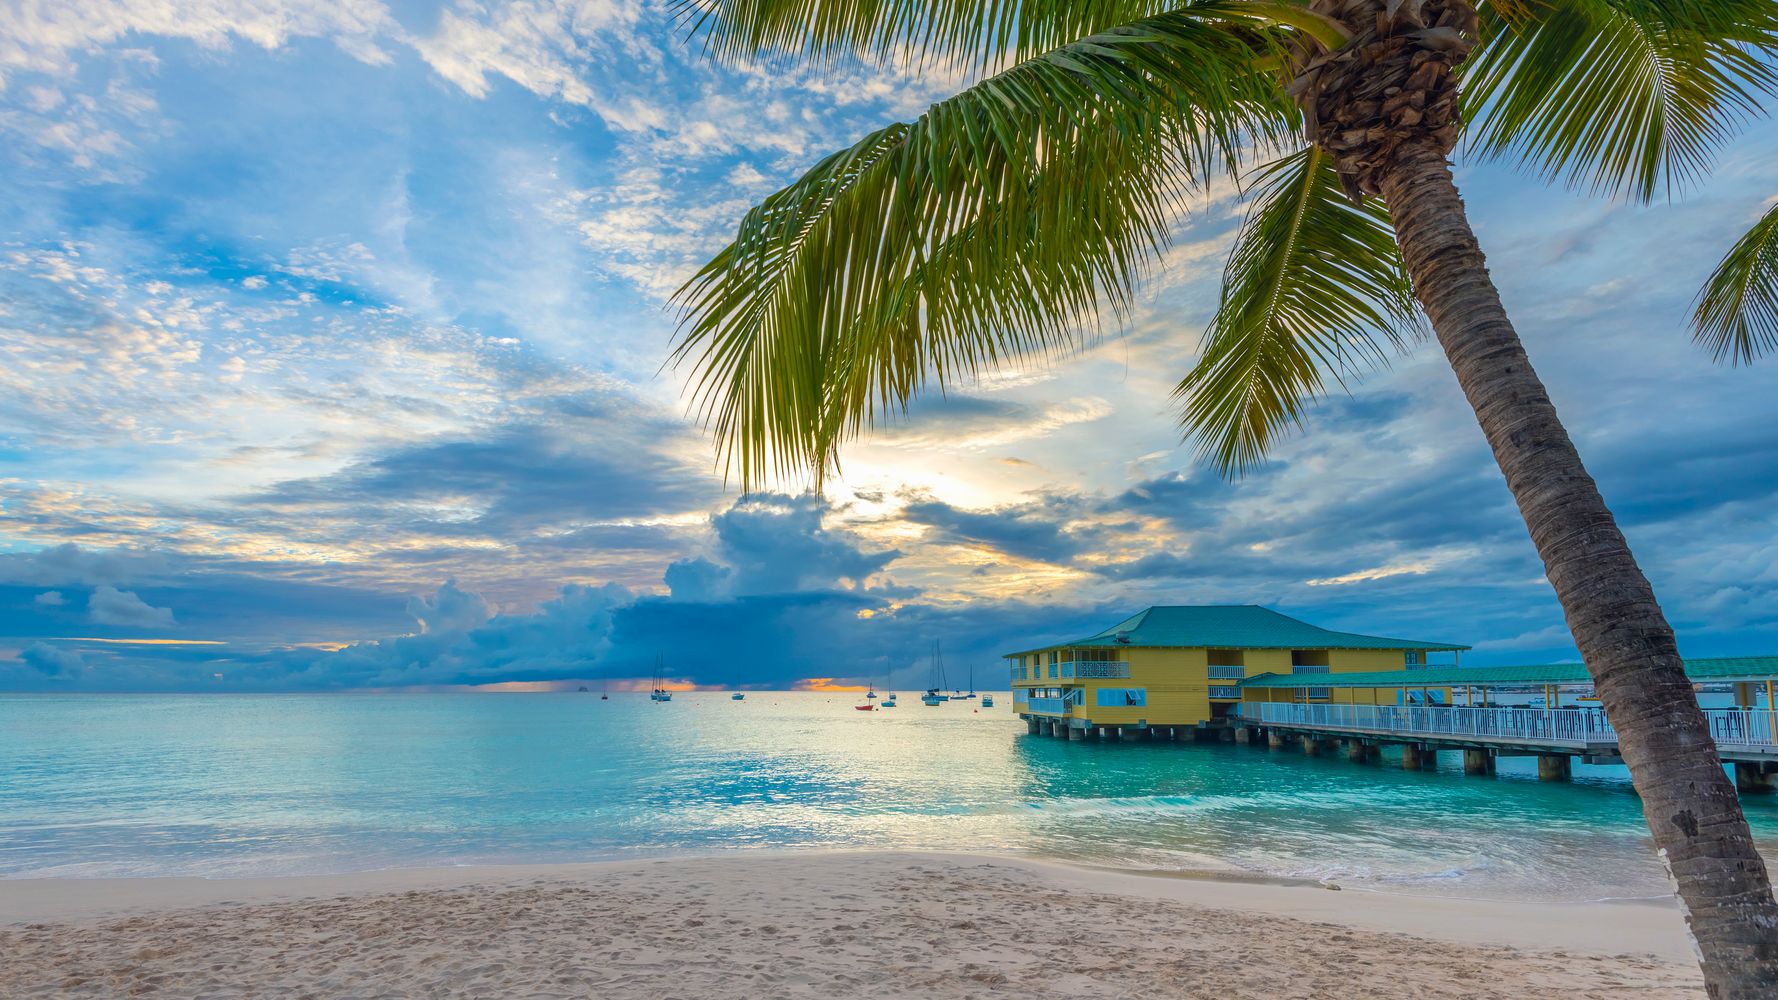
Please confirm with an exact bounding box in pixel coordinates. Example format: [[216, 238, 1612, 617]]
[[854, 703, 874, 711]]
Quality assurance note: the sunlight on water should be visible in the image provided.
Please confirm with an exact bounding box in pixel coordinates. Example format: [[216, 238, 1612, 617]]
[[4, 692, 1775, 901]]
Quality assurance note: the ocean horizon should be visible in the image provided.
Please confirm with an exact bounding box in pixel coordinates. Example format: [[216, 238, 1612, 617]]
[[8, 691, 1774, 903]]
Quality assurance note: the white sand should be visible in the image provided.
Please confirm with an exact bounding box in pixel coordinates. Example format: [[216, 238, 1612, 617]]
[[0, 851, 1702, 998]]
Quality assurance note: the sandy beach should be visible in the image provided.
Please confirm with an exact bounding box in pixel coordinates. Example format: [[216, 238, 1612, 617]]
[[0, 851, 1701, 998]]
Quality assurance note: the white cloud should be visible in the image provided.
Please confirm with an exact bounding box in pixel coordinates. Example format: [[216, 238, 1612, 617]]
[[88, 584, 176, 627], [0, 0, 396, 84]]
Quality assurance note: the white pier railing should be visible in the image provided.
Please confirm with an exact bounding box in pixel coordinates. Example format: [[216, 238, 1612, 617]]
[[1237, 702, 1778, 752], [1237, 701, 1616, 748]]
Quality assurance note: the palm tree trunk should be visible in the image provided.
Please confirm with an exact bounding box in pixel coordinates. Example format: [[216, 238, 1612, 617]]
[[1378, 141, 1778, 997]]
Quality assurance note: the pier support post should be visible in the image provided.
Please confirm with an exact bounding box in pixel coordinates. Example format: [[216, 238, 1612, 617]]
[[1401, 745, 1426, 770], [1026, 717, 1041, 735], [1234, 726, 1252, 745], [1463, 749, 1495, 776], [1347, 740, 1369, 762], [1302, 737, 1326, 756], [1049, 720, 1066, 738], [1736, 763, 1777, 793], [1537, 754, 1571, 782], [1067, 725, 1084, 741], [1267, 730, 1287, 749], [1217, 727, 1234, 743]]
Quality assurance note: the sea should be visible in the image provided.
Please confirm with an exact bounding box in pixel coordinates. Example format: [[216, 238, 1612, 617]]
[[5, 691, 1776, 901]]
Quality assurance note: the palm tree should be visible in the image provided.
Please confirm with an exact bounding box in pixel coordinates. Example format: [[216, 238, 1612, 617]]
[[668, 0, 1778, 990]]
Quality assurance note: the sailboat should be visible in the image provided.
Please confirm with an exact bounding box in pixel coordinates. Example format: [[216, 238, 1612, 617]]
[[881, 688, 898, 708], [921, 641, 949, 706], [650, 653, 672, 702], [952, 662, 978, 701], [731, 692, 745, 701], [601, 679, 609, 701]]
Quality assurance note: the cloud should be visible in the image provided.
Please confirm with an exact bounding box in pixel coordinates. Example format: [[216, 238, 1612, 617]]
[[407, 579, 492, 634], [16, 641, 85, 678], [33, 590, 64, 607], [1, 0, 394, 83], [87, 585, 176, 627], [690, 493, 901, 597]]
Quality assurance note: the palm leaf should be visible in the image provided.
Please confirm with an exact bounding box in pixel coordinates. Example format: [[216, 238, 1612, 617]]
[[1694, 202, 1778, 364], [1175, 146, 1421, 476], [1463, 0, 1778, 201], [671, 12, 1291, 487], [673, 0, 1349, 73]]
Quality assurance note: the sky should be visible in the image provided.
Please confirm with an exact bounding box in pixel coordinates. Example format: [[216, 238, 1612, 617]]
[[3, 1, 1777, 692]]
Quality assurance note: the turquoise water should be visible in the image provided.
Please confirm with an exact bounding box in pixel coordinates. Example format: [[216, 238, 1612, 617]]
[[5, 692, 1776, 900]]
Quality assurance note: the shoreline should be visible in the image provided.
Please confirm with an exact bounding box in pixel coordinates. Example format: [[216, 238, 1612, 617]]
[[0, 848, 1694, 964]]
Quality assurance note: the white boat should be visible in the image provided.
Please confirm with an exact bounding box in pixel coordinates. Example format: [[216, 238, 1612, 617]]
[[731, 692, 745, 701], [650, 653, 673, 702], [923, 642, 951, 706], [981, 694, 994, 708]]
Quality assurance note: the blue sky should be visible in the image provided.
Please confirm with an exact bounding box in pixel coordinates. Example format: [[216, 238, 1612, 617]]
[[3, 1, 1777, 691]]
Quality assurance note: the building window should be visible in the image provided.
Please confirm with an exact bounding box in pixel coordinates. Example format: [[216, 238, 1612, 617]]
[[1094, 688, 1147, 707], [1296, 686, 1331, 701], [1405, 650, 1426, 668], [1291, 650, 1330, 668]]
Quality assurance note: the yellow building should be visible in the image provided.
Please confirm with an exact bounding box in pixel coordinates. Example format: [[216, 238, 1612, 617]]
[[1006, 606, 1467, 738]]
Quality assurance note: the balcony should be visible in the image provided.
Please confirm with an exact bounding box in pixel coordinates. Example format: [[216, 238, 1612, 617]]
[[1060, 661, 1130, 679], [1026, 697, 1068, 715], [1208, 685, 1242, 700], [1206, 665, 1247, 680]]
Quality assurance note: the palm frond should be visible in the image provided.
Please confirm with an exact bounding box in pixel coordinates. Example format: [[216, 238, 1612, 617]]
[[671, 13, 1291, 488], [1463, 0, 1778, 201], [1694, 202, 1778, 364], [673, 0, 1349, 74], [1175, 146, 1421, 476], [675, 0, 1168, 70]]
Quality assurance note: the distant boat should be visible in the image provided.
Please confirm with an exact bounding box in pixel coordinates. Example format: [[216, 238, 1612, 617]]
[[882, 691, 898, 708], [924, 641, 950, 705], [650, 653, 673, 702], [981, 694, 994, 708], [731, 692, 745, 701], [854, 700, 875, 711], [601, 679, 608, 701], [577, 685, 588, 692]]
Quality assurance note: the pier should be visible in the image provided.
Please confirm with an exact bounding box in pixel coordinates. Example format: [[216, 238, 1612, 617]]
[[1008, 606, 1778, 793], [1234, 701, 1778, 790]]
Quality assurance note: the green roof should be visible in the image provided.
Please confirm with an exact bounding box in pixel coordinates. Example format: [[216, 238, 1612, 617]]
[[1003, 606, 1467, 658], [1238, 655, 1778, 689]]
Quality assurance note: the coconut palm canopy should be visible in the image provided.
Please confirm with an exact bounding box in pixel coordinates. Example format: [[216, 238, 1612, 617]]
[[670, 0, 1778, 485]]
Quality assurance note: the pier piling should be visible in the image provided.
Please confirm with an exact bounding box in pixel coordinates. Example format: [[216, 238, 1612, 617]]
[[1302, 737, 1326, 756], [1346, 740, 1369, 762], [1463, 749, 1495, 776], [1067, 725, 1084, 741], [1736, 763, 1777, 793], [1401, 745, 1426, 770], [1537, 754, 1571, 782], [1267, 730, 1287, 749], [1234, 726, 1252, 745]]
